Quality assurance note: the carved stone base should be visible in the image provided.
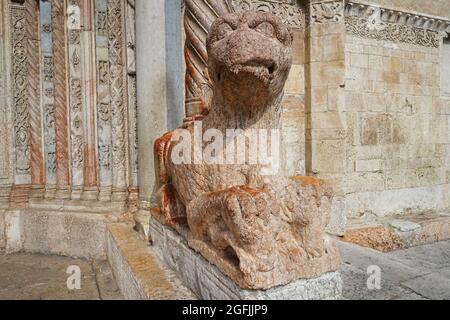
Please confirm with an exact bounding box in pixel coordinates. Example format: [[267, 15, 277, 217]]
[[149, 216, 343, 300], [134, 207, 152, 241]]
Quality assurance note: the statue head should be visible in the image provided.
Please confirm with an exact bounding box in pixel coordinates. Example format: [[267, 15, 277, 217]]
[[207, 11, 293, 110]]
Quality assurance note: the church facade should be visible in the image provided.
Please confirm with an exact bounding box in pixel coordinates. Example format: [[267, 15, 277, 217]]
[[0, 0, 449, 298]]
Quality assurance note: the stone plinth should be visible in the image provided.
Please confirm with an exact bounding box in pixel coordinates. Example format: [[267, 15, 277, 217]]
[[149, 216, 343, 300]]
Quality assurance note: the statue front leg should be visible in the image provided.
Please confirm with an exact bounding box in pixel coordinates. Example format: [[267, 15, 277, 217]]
[[186, 185, 278, 271]]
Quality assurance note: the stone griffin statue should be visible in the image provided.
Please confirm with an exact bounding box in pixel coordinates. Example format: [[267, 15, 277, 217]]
[[152, 11, 340, 290]]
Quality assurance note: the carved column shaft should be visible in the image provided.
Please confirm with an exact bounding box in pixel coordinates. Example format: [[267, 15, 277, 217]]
[[26, 0, 44, 197], [108, 0, 128, 202], [95, 0, 113, 201], [125, 0, 138, 209], [53, 0, 71, 199], [9, 0, 30, 207], [40, 0, 57, 198], [0, 0, 13, 206], [183, 0, 231, 118], [80, 0, 99, 200], [67, 0, 85, 199], [10, 1, 30, 183]]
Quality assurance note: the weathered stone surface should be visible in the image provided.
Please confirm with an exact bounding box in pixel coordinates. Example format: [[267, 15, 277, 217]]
[[0, 252, 122, 300], [386, 238, 450, 272], [342, 226, 404, 252], [340, 264, 423, 300], [149, 217, 343, 300], [0, 210, 5, 249], [3, 209, 122, 259], [152, 11, 341, 290], [338, 240, 450, 300], [401, 269, 450, 300], [342, 212, 450, 252], [106, 222, 195, 300]]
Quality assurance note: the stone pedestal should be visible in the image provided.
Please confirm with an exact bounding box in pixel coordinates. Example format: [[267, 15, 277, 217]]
[[149, 216, 342, 300]]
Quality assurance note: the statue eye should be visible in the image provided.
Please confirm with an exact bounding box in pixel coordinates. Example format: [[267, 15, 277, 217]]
[[254, 22, 275, 37], [217, 23, 233, 40]]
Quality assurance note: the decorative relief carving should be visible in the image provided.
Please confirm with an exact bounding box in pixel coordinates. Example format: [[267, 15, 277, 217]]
[[345, 2, 450, 48], [44, 102, 57, 175], [44, 104, 56, 145], [231, 0, 304, 28], [71, 48, 80, 66], [10, 4, 31, 175], [42, 23, 52, 33], [69, 77, 84, 170], [96, 10, 107, 36], [4, 0, 136, 202], [310, 1, 344, 24], [108, 0, 128, 192], [40, 0, 57, 184], [95, 0, 113, 190], [99, 145, 111, 169], [98, 60, 109, 84], [66, 0, 84, 182], [346, 15, 440, 48], [43, 56, 54, 81], [69, 30, 80, 45]]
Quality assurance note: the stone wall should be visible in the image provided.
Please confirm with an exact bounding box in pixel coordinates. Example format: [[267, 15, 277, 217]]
[[339, 2, 450, 221], [344, 36, 449, 218]]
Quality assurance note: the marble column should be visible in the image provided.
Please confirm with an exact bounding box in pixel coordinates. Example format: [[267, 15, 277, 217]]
[[134, 0, 171, 239], [134, 0, 167, 239], [0, 0, 13, 207]]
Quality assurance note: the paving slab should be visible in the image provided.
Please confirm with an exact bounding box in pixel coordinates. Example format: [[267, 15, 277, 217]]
[[0, 251, 122, 300], [401, 270, 450, 300], [338, 240, 450, 300]]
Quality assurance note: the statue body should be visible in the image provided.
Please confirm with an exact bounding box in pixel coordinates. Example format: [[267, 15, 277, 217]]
[[153, 11, 340, 290]]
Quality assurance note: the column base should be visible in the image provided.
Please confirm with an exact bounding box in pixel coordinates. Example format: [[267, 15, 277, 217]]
[[149, 216, 343, 300], [134, 208, 151, 242], [29, 185, 45, 200], [81, 186, 99, 201], [55, 186, 71, 200], [111, 188, 128, 202]]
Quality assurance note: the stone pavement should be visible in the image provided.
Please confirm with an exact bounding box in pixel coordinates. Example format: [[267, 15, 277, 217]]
[[1, 240, 449, 300], [338, 240, 450, 300], [0, 252, 122, 300]]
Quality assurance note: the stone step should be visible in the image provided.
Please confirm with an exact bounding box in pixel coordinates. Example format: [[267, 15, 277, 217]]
[[106, 222, 196, 300], [341, 212, 450, 252]]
